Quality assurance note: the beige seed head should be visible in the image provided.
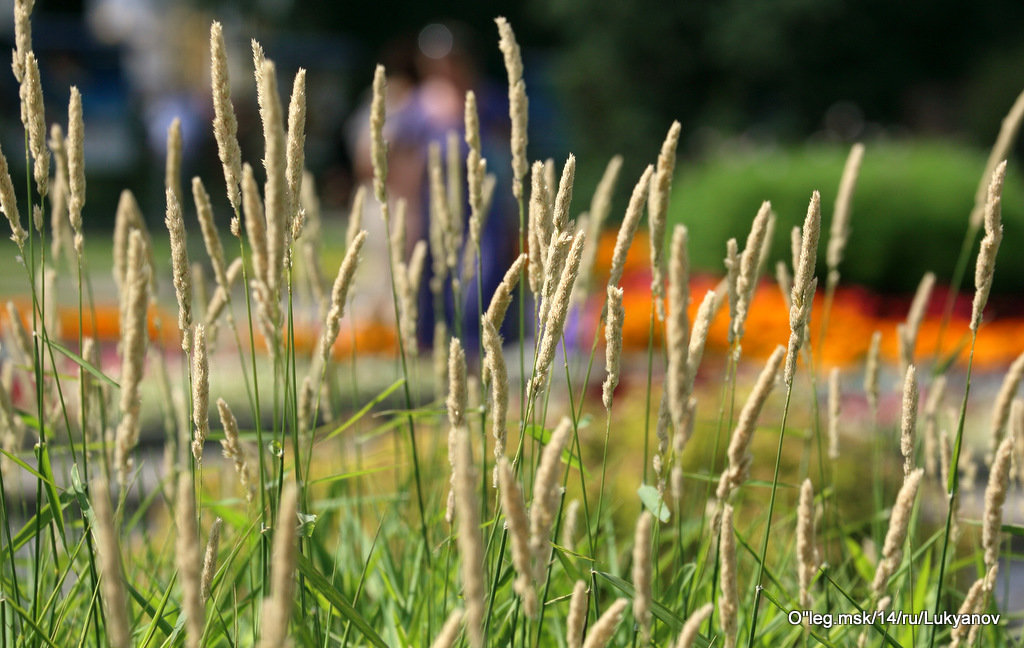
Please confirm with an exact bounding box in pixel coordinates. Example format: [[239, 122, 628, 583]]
[[667, 225, 692, 432], [5, 301, 33, 365], [11, 0, 32, 84], [430, 608, 465, 648], [285, 68, 307, 221], [21, 53, 48, 198], [608, 165, 654, 290], [871, 468, 923, 596], [671, 396, 697, 502], [1012, 399, 1024, 486], [344, 187, 365, 251], [495, 18, 527, 196], [251, 39, 265, 82], [579, 155, 623, 292], [991, 351, 1024, 454], [792, 192, 822, 312], [218, 398, 256, 503], [719, 504, 738, 648], [718, 347, 785, 500], [970, 91, 1024, 229], [828, 368, 841, 460], [465, 91, 484, 248], [445, 129, 463, 242], [797, 479, 817, 608], [259, 482, 298, 648], [407, 240, 428, 301], [115, 231, 150, 485], [602, 285, 625, 410], [370, 65, 388, 203], [826, 143, 865, 273], [319, 230, 366, 366], [632, 511, 654, 638], [0, 358, 24, 448], [724, 238, 740, 346], [191, 325, 210, 462], [210, 22, 243, 211], [775, 260, 792, 311], [533, 231, 585, 392], [971, 160, 1006, 332], [901, 272, 935, 372], [495, 16, 523, 85], [112, 190, 151, 294], [485, 254, 527, 329], [258, 60, 288, 302], [483, 319, 509, 483], [242, 163, 268, 286], [453, 427, 485, 648], [192, 177, 228, 291], [526, 165, 549, 296], [733, 201, 772, 343], [685, 290, 716, 397], [922, 375, 947, 479], [0, 142, 27, 249], [497, 457, 535, 617], [433, 320, 449, 400], [649, 122, 682, 319], [200, 517, 222, 602], [790, 225, 801, 274], [864, 330, 882, 416], [205, 257, 243, 326], [426, 142, 451, 275], [562, 499, 580, 549], [67, 87, 86, 237], [566, 580, 589, 648], [581, 598, 628, 648], [297, 375, 315, 435], [538, 231, 571, 329], [900, 365, 918, 476], [529, 417, 572, 582], [757, 208, 776, 276], [672, 603, 714, 648], [983, 436, 1013, 575], [175, 474, 204, 648], [950, 573, 992, 648], [551, 154, 576, 233], [165, 187, 193, 351], [165, 117, 182, 208], [91, 477, 131, 648], [446, 337, 468, 430]]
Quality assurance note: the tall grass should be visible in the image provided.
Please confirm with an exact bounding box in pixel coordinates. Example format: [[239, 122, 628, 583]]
[[0, 5, 1022, 647]]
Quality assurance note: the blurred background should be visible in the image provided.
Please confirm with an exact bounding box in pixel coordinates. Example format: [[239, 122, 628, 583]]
[[3, 0, 1024, 297]]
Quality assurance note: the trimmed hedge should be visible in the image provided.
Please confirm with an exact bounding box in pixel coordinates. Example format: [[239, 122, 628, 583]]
[[667, 140, 1024, 293]]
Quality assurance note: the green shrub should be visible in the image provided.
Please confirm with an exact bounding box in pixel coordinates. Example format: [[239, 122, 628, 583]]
[[668, 139, 1024, 292]]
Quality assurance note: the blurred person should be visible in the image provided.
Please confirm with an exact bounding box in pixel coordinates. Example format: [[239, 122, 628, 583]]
[[347, 22, 518, 354]]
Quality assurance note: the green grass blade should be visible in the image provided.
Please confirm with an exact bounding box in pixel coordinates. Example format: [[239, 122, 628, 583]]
[[295, 554, 388, 648], [47, 338, 120, 389], [324, 379, 405, 441]]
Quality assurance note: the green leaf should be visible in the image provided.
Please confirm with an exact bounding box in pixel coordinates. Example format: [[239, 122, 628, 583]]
[[594, 571, 684, 630], [36, 441, 67, 544], [48, 338, 120, 389], [127, 581, 175, 637], [295, 554, 389, 648], [844, 537, 876, 585], [325, 379, 405, 441], [309, 464, 391, 486], [5, 599, 60, 648], [637, 484, 670, 522], [523, 423, 589, 476]]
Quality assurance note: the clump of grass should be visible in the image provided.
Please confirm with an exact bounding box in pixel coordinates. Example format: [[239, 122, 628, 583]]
[[2, 7, 1024, 648]]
